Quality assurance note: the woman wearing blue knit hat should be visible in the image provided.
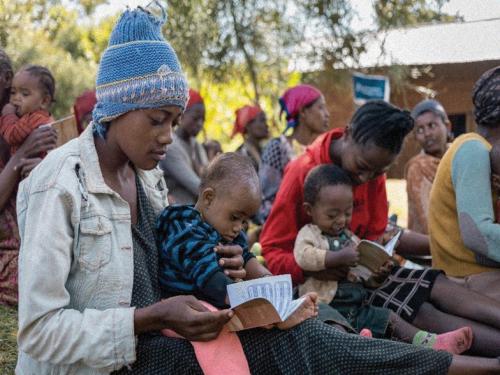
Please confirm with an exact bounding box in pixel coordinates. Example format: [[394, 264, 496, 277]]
[[14, 4, 500, 374]]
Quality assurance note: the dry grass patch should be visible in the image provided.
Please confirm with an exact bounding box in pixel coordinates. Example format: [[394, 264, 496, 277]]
[[0, 305, 17, 374]]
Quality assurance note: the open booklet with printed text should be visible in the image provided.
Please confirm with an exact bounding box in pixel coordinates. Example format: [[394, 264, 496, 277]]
[[226, 275, 305, 331], [352, 230, 423, 280]]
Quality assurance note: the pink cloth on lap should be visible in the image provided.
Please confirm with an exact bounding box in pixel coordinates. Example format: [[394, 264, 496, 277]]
[[161, 301, 250, 375]]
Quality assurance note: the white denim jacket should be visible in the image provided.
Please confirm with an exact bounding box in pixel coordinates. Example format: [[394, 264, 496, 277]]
[[16, 124, 168, 374]]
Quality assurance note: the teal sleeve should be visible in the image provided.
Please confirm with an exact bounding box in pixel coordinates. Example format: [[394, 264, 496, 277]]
[[451, 140, 500, 265]]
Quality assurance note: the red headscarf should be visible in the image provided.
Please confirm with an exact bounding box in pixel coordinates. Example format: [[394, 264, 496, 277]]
[[187, 89, 204, 110], [73, 90, 97, 134], [232, 105, 263, 138], [279, 84, 322, 130]]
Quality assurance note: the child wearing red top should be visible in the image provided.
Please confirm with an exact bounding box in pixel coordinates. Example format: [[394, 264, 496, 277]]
[[0, 65, 55, 155]]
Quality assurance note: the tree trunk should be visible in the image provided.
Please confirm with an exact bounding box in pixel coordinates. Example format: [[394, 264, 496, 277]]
[[228, 0, 260, 102]]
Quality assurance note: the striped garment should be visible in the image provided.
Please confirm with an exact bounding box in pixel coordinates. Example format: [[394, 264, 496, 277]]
[[0, 110, 53, 154], [156, 205, 254, 307]]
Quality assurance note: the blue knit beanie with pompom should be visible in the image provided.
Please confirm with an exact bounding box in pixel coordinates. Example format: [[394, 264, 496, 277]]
[[92, 3, 188, 137]]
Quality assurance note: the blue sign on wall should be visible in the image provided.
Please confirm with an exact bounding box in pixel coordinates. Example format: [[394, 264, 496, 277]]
[[352, 72, 390, 105]]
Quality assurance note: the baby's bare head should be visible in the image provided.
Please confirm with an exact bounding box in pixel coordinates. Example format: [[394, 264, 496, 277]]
[[197, 152, 261, 241], [200, 152, 260, 198]]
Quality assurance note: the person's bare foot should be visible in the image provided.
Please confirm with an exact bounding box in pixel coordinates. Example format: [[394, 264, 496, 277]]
[[276, 293, 318, 330]]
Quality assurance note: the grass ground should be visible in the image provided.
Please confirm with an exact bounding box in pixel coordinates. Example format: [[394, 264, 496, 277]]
[[0, 180, 409, 374], [0, 305, 18, 374]]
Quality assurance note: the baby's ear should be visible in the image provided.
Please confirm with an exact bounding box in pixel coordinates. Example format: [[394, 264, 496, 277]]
[[303, 202, 313, 217], [40, 93, 52, 110], [201, 187, 215, 207]]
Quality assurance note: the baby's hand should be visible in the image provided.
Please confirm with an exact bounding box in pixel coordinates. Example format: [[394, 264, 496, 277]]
[[371, 260, 395, 283], [2, 103, 17, 116], [337, 242, 359, 266]]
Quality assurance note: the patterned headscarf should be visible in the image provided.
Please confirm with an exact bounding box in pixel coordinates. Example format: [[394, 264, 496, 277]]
[[92, 3, 188, 137], [73, 90, 96, 134], [472, 66, 500, 128], [232, 105, 263, 138], [186, 89, 203, 110], [279, 84, 322, 131]]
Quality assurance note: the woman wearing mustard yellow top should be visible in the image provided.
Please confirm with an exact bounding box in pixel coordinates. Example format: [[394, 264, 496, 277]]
[[428, 66, 500, 303]]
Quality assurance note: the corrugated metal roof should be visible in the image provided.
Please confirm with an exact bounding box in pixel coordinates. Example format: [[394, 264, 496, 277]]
[[359, 18, 500, 67]]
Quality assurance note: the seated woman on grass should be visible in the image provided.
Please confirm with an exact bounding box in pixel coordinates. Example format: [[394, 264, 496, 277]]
[[0, 48, 57, 306], [259, 84, 329, 223], [159, 88, 208, 204], [15, 5, 500, 375], [405, 99, 452, 234], [428, 66, 500, 302]]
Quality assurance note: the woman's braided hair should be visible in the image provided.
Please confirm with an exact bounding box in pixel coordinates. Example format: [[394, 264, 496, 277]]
[[350, 100, 414, 154]]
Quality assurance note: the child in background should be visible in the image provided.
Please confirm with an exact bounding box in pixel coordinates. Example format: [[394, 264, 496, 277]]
[[294, 164, 473, 353], [157, 152, 317, 328], [490, 142, 500, 222], [0, 65, 55, 155]]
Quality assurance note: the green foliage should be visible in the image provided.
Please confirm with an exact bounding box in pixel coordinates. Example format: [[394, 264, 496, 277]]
[[162, 0, 303, 142], [297, 0, 367, 70], [211, 0, 301, 101], [79, 0, 107, 15], [85, 16, 118, 63], [3, 2, 98, 119], [0, 0, 459, 143], [163, 0, 220, 82], [163, 0, 301, 103], [0, 0, 107, 118], [200, 68, 302, 149], [374, 0, 460, 30]]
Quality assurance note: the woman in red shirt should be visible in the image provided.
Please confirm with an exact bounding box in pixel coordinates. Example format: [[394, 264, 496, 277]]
[[261, 101, 401, 284], [260, 100, 500, 357]]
